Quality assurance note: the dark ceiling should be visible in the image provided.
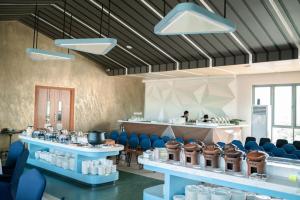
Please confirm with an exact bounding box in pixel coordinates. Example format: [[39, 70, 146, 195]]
[[0, 0, 299, 76]]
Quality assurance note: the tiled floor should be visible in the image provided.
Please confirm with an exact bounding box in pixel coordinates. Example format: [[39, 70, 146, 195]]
[[39, 167, 162, 200]]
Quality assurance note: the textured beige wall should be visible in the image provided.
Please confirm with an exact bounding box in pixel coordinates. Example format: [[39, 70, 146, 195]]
[[0, 21, 144, 148]]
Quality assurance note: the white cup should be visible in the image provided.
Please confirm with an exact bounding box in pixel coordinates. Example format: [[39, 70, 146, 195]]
[[98, 165, 105, 176], [231, 190, 246, 200], [69, 157, 75, 171], [173, 195, 185, 200], [82, 161, 89, 175], [105, 166, 112, 174], [185, 185, 198, 200], [211, 191, 231, 200], [90, 165, 98, 175]]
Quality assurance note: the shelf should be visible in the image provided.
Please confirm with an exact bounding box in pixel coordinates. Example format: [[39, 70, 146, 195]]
[[28, 158, 118, 185], [143, 185, 164, 200]]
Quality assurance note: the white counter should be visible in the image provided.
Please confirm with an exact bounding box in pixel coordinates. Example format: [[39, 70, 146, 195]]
[[19, 135, 124, 153], [118, 120, 248, 129], [139, 157, 300, 200]]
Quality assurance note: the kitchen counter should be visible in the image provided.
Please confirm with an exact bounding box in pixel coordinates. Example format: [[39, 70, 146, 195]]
[[139, 157, 300, 200], [20, 135, 124, 185], [118, 120, 247, 144]]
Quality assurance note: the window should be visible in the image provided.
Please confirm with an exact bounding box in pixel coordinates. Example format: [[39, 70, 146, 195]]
[[253, 84, 300, 142], [254, 87, 270, 105], [273, 86, 292, 126]]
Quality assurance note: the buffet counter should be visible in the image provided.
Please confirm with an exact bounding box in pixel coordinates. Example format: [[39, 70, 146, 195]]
[[138, 157, 300, 200], [20, 135, 124, 185], [118, 120, 248, 144]]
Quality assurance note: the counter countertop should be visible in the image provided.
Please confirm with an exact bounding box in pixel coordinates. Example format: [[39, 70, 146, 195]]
[[19, 135, 124, 153], [118, 120, 248, 129], [138, 157, 300, 199]]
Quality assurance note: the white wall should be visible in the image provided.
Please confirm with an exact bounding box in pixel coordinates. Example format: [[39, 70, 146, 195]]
[[144, 76, 237, 122], [144, 71, 300, 141]]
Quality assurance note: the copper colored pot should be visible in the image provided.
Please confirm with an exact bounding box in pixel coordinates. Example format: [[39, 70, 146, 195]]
[[203, 145, 221, 155], [247, 151, 267, 162], [165, 141, 180, 149], [184, 143, 198, 151], [225, 150, 242, 158]]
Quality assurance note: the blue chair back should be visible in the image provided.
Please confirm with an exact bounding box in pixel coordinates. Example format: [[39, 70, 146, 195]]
[[161, 136, 170, 143], [153, 139, 165, 148], [150, 134, 159, 144], [5, 141, 24, 168], [282, 144, 296, 154], [140, 138, 151, 151], [139, 133, 148, 140], [217, 142, 225, 149], [245, 136, 256, 145], [232, 140, 245, 152], [293, 141, 300, 150], [175, 137, 184, 144], [11, 149, 29, 199], [245, 141, 260, 151], [128, 137, 139, 149], [276, 139, 288, 148], [118, 136, 128, 146], [120, 131, 128, 138], [129, 132, 138, 139], [16, 169, 46, 200], [110, 130, 119, 142], [271, 148, 286, 157], [259, 138, 271, 146], [262, 142, 276, 152]]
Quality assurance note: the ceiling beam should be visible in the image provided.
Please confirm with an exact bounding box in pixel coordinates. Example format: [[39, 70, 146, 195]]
[[198, 0, 253, 65]]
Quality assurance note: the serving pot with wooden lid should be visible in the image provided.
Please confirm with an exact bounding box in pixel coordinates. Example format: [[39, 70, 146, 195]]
[[165, 141, 181, 149], [247, 151, 268, 162], [203, 144, 221, 155]]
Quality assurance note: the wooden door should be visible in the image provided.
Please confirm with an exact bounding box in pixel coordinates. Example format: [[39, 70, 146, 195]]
[[34, 86, 75, 130]]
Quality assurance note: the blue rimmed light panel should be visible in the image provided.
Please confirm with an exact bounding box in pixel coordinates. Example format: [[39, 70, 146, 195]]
[[55, 38, 117, 55], [154, 3, 236, 35], [26, 48, 75, 61]]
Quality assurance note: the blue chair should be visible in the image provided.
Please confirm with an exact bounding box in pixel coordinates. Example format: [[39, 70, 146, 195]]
[[293, 141, 300, 150], [283, 154, 298, 160], [262, 142, 276, 154], [150, 134, 159, 145], [245, 137, 256, 146], [282, 144, 296, 154], [231, 140, 246, 152], [276, 139, 288, 148], [161, 136, 170, 143], [16, 169, 46, 200], [140, 138, 151, 151], [293, 150, 300, 159], [130, 132, 138, 139], [217, 142, 225, 149], [118, 136, 128, 146], [139, 133, 148, 140], [4, 141, 24, 168], [0, 141, 25, 182], [153, 139, 165, 148], [126, 137, 140, 167], [175, 137, 184, 144], [120, 131, 128, 138], [245, 141, 261, 151], [271, 148, 286, 158], [0, 149, 29, 200], [110, 130, 119, 142], [259, 138, 271, 146], [187, 138, 195, 143]]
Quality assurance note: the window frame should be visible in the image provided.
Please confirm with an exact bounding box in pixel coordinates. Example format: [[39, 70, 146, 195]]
[[252, 83, 300, 142]]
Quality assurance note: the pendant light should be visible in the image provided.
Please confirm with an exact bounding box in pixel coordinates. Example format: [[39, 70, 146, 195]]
[[26, 0, 74, 61], [55, 0, 117, 55], [154, 0, 236, 35]]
